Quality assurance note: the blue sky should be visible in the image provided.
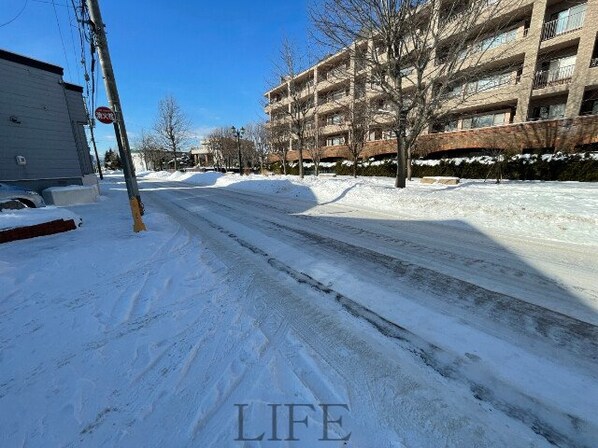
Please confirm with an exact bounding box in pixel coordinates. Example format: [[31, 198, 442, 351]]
[[0, 0, 315, 154]]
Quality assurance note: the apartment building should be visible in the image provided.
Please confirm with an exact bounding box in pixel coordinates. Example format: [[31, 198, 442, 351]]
[[264, 0, 598, 162]]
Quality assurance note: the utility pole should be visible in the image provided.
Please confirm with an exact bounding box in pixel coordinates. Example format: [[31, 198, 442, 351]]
[[86, 0, 146, 232]]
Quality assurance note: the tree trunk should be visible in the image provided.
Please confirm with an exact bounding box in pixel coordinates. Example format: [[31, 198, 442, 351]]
[[353, 157, 357, 178], [407, 147, 412, 181], [298, 147, 304, 178], [173, 149, 178, 171], [395, 132, 406, 188]]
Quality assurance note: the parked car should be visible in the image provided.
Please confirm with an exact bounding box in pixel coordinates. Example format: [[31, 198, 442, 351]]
[[0, 183, 46, 210]]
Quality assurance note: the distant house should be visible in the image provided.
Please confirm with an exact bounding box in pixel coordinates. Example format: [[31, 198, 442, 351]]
[[131, 151, 148, 172], [0, 49, 97, 192], [191, 139, 219, 167]]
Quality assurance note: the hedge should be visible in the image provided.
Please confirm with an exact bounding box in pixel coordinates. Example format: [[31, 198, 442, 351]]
[[268, 153, 598, 182]]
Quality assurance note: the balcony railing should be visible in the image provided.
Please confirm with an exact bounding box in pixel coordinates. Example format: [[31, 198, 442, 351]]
[[533, 64, 575, 89], [541, 10, 586, 41]]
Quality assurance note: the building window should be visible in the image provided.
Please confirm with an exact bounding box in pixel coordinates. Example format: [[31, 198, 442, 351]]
[[542, 4, 587, 40], [465, 71, 512, 94], [445, 119, 459, 132], [534, 55, 577, 89], [327, 89, 347, 102], [326, 135, 345, 146], [478, 28, 517, 51], [580, 100, 598, 115], [462, 111, 506, 129], [445, 84, 463, 98], [530, 103, 566, 120], [382, 130, 393, 140], [326, 113, 344, 125], [369, 129, 383, 141]]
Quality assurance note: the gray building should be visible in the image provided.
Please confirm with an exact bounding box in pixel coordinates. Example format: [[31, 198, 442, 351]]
[[0, 49, 97, 192]]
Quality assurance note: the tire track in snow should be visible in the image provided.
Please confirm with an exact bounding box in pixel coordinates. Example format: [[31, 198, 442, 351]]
[[144, 184, 596, 448], [188, 183, 598, 320], [171, 188, 598, 364]]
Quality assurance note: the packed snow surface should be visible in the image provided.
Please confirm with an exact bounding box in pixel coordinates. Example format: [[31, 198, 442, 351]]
[[1, 174, 597, 447], [145, 171, 598, 245]]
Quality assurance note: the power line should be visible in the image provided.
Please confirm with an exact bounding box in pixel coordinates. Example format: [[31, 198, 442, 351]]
[[51, 0, 73, 80], [0, 0, 29, 27], [70, 0, 103, 178], [31, 0, 69, 7], [64, 0, 81, 84]]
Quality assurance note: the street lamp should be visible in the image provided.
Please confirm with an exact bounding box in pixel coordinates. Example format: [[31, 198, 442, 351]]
[[231, 126, 245, 175]]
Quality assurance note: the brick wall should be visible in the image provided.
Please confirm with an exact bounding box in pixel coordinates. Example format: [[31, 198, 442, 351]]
[[275, 115, 598, 162]]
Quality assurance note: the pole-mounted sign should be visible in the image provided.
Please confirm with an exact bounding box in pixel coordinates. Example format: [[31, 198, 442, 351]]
[[95, 106, 115, 124]]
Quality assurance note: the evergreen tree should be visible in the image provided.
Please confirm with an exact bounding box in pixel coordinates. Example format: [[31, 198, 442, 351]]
[[103, 149, 123, 170]]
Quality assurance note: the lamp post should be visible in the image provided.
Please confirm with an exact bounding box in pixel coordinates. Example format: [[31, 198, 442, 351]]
[[231, 126, 245, 175]]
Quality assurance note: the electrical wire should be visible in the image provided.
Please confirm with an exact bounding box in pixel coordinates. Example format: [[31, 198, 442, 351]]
[[0, 0, 29, 27], [51, 0, 73, 80], [65, 0, 82, 84]]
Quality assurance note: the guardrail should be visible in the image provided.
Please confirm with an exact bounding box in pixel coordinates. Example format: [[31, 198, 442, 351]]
[[533, 64, 575, 89], [541, 10, 585, 41]]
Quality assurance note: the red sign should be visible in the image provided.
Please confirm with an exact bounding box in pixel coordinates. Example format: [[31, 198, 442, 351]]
[[95, 106, 115, 124]]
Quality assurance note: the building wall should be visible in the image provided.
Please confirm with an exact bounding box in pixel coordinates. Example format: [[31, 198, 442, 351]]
[[0, 51, 94, 191], [64, 86, 95, 177]]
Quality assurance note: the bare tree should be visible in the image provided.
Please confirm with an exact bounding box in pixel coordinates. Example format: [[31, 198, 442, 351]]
[[267, 123, 291, 175], [346, 100, 375, 177], [313, 0, 518, 187], [306, 128, 324, 176], [245, 122, 270, 173], [240, 138, 257, 171], [136, 129, 169, 171], [274, 38, 319, 179], [324, 59, 376, 177], [154, 95, 191, 171], [206, 127, 238, 170]]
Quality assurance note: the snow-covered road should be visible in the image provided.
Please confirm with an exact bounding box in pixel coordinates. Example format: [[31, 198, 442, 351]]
[[140, 177, 597, 447], [1, 175, 596, 447]]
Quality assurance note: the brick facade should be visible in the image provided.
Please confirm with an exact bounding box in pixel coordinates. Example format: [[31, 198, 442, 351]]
[[277, 114, 598, 162]]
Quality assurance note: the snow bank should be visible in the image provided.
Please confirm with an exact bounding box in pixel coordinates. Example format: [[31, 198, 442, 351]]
[[0, 206, 82, 230], [144, 171, 598, 245]]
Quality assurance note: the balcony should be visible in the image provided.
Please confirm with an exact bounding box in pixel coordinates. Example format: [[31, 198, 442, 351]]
[[541, 9, 585, 41], [533, 64, 575, 89]]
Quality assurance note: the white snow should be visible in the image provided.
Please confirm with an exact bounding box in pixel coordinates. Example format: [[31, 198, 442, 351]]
[[2, 173, 596, 447], [0, 206, 82, 231], [143, 171, 598, 245]]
